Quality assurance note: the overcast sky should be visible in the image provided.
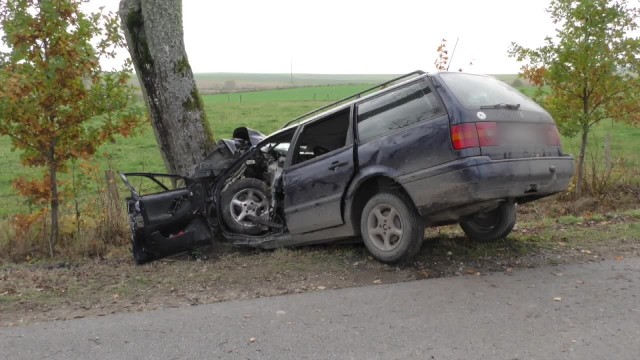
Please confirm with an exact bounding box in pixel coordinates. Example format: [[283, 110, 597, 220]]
[[94, 0, 557, 74]]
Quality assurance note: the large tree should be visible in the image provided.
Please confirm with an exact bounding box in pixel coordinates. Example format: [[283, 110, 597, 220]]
[[119, 0, 215, 176], [510, 0, 640, 196], [0, 0, 144, 254]]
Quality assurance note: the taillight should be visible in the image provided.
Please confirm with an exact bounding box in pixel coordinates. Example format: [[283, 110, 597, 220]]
[[476, 122, 499, 146], [451, 122, 498, 150], [545, 124, 561, 146], [451, 123, 479, 150]]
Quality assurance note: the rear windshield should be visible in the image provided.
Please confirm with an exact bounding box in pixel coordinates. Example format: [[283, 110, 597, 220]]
[[439, 73, 543, 112]]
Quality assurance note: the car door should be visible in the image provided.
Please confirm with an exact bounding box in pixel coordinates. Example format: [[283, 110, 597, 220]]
[[120, 173, 211, 263], [282, 107, 355, 234]]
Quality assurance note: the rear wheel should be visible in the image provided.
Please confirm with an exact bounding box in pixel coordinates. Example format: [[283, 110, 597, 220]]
[[459, 202, 516, 242], [221, 178, 270, 235], [360, 192, 424, 263]]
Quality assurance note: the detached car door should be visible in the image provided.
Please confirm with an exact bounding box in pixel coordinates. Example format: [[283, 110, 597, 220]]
[[120, 173, 212, 264], [282, 107, 355, 234]]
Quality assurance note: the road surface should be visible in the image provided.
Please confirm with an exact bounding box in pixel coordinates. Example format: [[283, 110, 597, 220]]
[[2, 258, 639, 359]]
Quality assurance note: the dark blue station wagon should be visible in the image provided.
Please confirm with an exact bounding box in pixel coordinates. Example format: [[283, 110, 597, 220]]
[[121, 71, 575, 264]]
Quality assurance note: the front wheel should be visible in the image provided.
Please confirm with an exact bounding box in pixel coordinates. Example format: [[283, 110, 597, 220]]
[[360, 192, 424, 263], [220, 178, 270, 235], [459, 202, 516, 242]]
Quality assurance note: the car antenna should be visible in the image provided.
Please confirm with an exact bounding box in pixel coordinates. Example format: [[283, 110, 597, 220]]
[[446, 37, 460, 72]]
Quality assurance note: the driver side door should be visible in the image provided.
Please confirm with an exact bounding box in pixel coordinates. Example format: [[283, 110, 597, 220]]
[[282, 107, 355, 234], [121, 173, 211, 263]]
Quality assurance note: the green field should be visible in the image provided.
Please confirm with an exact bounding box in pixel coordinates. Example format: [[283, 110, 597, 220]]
[[194, 72, 397, 87], [1, 81, 639, 218]]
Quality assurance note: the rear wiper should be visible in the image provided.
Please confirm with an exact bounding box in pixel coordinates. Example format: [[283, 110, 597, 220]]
[[480, 103, 521, 110]]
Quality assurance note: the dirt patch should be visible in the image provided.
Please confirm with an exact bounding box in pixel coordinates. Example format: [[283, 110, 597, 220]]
[[1, 210, 639, 327]]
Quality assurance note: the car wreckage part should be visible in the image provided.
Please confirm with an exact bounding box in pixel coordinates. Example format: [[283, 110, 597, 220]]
[[221, 178, 271, 235], [360, 192, 424, 263], [459, 202, 516, 242]]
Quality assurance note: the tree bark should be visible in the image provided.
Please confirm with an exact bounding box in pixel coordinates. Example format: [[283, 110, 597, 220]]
[[48, 144, 58, 258], [576, 123, 589, 197], [119, 0, 214, 176], [576, 88, 590, 197]]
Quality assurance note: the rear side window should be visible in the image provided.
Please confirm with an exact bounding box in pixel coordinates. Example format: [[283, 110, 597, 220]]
[[439, 73, 543, 111], [357, 81, 444, 143]]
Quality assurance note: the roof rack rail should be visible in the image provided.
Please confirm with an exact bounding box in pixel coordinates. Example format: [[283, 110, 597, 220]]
[[280, 70, 426, 129]]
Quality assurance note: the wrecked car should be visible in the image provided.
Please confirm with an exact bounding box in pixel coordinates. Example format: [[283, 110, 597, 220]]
[[120, 71, 575, 264]]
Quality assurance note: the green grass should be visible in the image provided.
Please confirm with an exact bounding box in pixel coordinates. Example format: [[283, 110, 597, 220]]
[[193, 73, 397, 87], [203, 85, 372, 104]]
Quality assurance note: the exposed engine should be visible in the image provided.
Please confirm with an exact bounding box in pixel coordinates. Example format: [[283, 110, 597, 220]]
[[183, 127, 290, 235]]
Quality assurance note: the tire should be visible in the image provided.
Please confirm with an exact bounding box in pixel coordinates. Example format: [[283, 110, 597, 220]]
[[360, 192, 424, 264], [221, 178, 270, 235], [459, 202, 516, 242]]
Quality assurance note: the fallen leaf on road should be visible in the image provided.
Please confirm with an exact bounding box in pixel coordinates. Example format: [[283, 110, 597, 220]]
[[249, 337, 256, 343], [614, 255, 624, 261], [373, 279, 382, 284], [316, 286, 326, 290], [553, 297, 562, 302], [552, 273, 564, 277]]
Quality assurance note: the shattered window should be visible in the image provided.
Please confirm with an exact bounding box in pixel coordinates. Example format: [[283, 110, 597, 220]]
[[127, 175, 187, 196]]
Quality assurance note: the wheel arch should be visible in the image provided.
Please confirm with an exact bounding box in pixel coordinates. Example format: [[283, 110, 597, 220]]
[[344, 173, 417, 235]]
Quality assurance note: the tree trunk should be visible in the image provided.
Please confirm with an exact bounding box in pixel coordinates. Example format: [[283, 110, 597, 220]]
[[575, 124, 589, 197], [48, 145, 58, 258], [119, 0, 214, 176]]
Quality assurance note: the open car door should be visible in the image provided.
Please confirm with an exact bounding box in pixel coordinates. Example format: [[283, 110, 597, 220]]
[[120, 173, 212, 264]]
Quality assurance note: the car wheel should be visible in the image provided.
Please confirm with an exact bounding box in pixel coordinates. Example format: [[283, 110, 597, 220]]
[[360, 192, 424, 263], [459, 202, 516, 242], [221, 178, 270, 235]]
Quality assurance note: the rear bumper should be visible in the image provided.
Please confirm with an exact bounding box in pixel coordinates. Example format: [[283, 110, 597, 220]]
[[399, 156, 574, 216]]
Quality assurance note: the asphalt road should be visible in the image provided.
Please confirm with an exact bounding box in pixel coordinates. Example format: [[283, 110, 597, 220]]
[[2, 258, 639, 360]]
